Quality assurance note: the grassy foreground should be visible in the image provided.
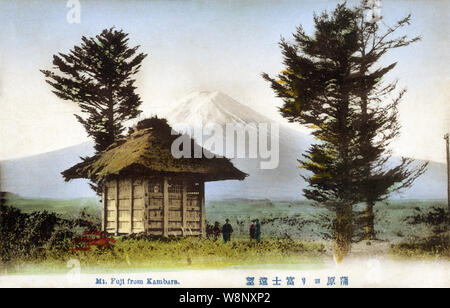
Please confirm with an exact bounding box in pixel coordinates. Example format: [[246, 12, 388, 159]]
[[1, 196, 448, 274], [3, 237, 326, 274], [389, 239, 450, 260]]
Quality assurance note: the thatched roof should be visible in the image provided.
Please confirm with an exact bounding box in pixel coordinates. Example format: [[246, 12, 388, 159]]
[[62, 117, 247, 182]]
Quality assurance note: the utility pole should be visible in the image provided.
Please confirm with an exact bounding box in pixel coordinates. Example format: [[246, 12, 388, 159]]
[[445, 133, 449, 221]]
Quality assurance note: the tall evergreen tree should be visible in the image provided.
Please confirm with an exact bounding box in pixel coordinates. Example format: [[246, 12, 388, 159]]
[[264, 2, 428, 260], [263, 4, 366, 261], [41, 28, 147, 154], [352, 2, 427, 240], [41, 28, 147, 193]]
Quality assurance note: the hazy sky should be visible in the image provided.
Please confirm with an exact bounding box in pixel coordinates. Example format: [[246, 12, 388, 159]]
[[0, 0, 448, 162]]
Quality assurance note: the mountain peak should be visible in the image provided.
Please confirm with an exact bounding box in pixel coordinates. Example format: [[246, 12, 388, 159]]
[[177, 91, 240, 110], [185, 90, 222, 100], [165, 90, 272, 126]]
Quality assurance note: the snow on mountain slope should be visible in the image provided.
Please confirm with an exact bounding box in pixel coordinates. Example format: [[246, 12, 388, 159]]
[[0, 90, 446, 201], [164, 91, 447, 200], [166, 91, 272, 126]]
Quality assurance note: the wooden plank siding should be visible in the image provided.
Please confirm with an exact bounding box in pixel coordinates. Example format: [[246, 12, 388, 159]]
[[148, 179, 163, 236], [182, 181, 187, 236], [115, 179, 119, 235], [102, 183, 107, 233], [129, 178, 133, 234], [131, 178, 145, 234], [143, 179, 149, 234], [200, 181, 206, 238], [104, 177, 204, 237], [163, 178, 169, 237]]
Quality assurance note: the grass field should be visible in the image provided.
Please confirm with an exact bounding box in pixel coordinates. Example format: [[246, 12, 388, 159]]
[[4, 237, 326, 275], [2, 195, 448, 274], [206, 198, 448, 242], [5, 193, 101, 218], [8, 195, 446, 241]]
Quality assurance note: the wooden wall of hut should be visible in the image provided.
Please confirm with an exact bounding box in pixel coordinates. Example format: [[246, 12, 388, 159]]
[[102, 177, 205, 237]]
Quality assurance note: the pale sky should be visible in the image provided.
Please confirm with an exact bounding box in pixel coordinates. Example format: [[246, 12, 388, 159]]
[[0, 0, 448, 162]]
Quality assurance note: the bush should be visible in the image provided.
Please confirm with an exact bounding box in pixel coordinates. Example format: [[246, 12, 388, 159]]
[[0, 204, 101, 263], [71, 230, 116, 253], [391, 234, 449, 259], [391, 206, 449, 259]]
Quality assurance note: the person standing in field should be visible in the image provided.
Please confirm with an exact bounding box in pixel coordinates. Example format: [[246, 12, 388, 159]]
[[249, 221, 255, 241], [222, 218, 233, 243], [213, 221, 221, 241], [254, 219, 261, 242]]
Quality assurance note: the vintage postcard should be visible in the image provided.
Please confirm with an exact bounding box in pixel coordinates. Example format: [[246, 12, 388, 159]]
[[0, 0, 448, 292]]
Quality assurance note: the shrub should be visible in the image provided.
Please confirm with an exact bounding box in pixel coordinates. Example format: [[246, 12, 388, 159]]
[[0, 204, 101, 263], [391, 206, 449, 259], [71, 230, 116, 253]]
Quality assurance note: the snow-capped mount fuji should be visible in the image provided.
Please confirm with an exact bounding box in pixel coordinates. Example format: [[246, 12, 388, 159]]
[[0, 91, 446, 201], [164, 90, 309, 158], [165, 91, 273, 126], [163, 91, 314, 200], [163, 90, 447, 200]]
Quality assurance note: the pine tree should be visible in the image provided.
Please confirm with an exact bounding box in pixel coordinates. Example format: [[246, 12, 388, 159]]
[[41, 28, 147, 193], [352, 2, 427, 240], [263, 2, 428, 260], [41, 28, 147, 154], [263, 4, 366, 261]]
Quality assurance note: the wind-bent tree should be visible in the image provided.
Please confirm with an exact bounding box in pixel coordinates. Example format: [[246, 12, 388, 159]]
[[41, 28, 147, 193], [41, 28, 147, 153], [352, 3, 427, 240], [263, 4, 367, 261]]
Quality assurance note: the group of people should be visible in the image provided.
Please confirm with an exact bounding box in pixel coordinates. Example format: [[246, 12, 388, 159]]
[[212, 218, 261, 243], [249, 219, 261, 242]]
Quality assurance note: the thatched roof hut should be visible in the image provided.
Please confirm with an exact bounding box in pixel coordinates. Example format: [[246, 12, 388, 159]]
[[63, 117, 247, 236]]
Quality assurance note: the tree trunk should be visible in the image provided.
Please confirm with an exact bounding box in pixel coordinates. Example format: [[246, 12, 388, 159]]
[[364, 201, 375, 240], [358, 34, 375, 240], [334, 203, 353, 263], [445, 134, 449, 224]]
